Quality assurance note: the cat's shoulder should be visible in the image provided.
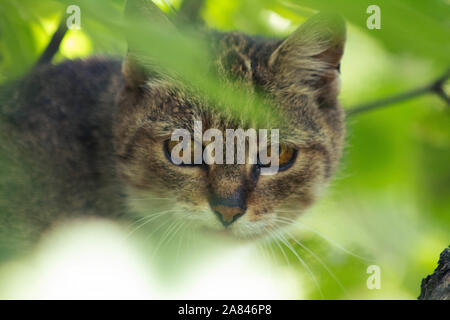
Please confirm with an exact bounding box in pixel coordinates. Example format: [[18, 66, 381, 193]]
[[2, 57, 123, 130], [20, 57, 122, 102]]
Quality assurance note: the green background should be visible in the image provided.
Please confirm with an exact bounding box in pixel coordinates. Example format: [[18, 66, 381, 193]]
[[0, 0, 449, 299]]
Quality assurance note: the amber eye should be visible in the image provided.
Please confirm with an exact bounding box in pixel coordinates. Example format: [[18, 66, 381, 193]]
[[258, 144, 297, 172], [278, 144, 297, 168], [164, 140, 196, 166]]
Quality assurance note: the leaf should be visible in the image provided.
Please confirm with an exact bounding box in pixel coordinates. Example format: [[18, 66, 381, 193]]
[[286, 0, 450, 65]]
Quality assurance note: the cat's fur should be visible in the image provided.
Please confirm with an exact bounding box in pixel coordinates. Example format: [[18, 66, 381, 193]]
[[0, 1, 345, 253]]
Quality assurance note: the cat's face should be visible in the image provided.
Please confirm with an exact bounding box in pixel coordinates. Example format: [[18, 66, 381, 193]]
[[114, 3, 346, 239]]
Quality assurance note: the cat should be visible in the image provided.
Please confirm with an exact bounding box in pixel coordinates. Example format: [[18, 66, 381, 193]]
[[0, 0, 346, 261]]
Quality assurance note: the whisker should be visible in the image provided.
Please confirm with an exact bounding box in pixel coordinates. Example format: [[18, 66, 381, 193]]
[[143, 216, 174, 242], [175, 220, 190, 264], [284, 230, 348, 295], [151, 218, 183, 258], [261, 228, 277, 263], [258, 242, 271, 264], [273, 229, 324, 298], [273, 215, 373, 262], [264, 227, 290, 267], [127, 210, 167, 229], [166, 219, 186, 249], [126, 210, 172, 238]]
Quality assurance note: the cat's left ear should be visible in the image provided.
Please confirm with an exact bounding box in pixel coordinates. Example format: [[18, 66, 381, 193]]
[[269, 13, 346, 106], [122, 0, 176, 87]]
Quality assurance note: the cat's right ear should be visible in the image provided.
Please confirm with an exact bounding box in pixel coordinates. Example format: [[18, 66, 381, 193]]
[[269, 13, 346, 72], [122, 0, 176, 88], [268, 13, 346, 106]]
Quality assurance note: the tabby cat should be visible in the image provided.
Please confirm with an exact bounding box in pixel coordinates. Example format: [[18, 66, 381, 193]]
[[0, 0, 345, 257]]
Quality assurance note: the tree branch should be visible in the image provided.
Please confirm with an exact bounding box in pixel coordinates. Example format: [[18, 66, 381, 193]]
[[418, 248, 450, 300], [34, 18, 68, 68], [346, 70, 450, 117]]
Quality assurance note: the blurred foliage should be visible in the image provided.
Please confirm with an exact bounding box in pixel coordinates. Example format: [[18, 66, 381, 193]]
[[0, 0, 449, 299]]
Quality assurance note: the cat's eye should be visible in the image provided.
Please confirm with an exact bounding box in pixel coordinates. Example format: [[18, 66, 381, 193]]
[[164, 140, 196, 166], [258, 144, 298, 172], [279, 145, 297, 168]]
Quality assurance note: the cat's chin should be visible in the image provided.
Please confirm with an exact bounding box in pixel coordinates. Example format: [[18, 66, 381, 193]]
[[198, 225, 266, 243]]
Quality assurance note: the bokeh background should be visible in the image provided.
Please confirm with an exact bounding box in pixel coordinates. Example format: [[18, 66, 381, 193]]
[[0, 0, 449, 299]]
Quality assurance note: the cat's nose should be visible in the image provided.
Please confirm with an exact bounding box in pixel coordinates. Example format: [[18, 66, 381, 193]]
[[212, 205, 245, 227], [209, 191, 246, 227]]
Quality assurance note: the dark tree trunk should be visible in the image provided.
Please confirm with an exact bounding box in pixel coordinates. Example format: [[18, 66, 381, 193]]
[[418, 248, 450, 300]]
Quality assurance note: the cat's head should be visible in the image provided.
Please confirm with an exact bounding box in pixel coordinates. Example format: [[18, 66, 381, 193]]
[[114, 0, 346, 239]]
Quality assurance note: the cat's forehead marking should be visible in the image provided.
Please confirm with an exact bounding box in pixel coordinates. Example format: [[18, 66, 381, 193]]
[[142, 80, 326, 149], [140, 33, 329, 149], [213, 32, 255, 83]]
